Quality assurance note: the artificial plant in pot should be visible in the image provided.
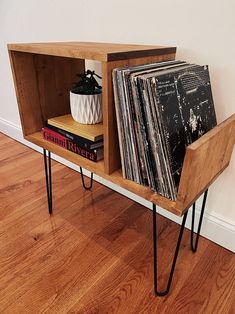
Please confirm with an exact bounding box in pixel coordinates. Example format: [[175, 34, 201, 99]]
[[70, 70, 102, 124]]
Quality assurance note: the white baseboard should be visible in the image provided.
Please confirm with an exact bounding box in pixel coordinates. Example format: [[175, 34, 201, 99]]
[[1, 117, 234, 252]]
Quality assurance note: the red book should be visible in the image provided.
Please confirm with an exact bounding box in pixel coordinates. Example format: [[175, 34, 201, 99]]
[[42, 127, 103, 161], [42, 127, 67, 148]]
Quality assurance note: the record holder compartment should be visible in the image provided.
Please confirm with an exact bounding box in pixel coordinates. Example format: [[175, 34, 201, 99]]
[[92, 114, 235, 216]]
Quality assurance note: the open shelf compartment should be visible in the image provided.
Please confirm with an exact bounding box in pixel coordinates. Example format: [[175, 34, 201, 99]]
[[8, 42, 176, 176]]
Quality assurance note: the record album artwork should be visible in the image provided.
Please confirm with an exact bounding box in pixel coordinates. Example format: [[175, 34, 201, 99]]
[[112, 61, 217, 200]]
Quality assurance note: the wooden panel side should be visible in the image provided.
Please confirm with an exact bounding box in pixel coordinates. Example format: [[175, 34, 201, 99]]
[[8, 42, 176, 61], [106, 47, 176, 61], [176, 114, 235, 213], [8, 51, 43, 136], [102, 53, 176, 175], [102, 61, 121, 174], [34, 55, 85, 122]]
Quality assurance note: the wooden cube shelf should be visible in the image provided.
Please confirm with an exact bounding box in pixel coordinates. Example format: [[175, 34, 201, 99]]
[[8, 42, 235, 216]]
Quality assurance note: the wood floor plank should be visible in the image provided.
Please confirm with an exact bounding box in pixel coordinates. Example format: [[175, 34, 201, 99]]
[[0, 133, 234, 314], [169, 243, 235, 314]]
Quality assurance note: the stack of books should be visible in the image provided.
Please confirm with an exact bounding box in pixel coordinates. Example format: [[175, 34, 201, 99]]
[[42, 114, 104, 161], [113, 60, 217, 200]]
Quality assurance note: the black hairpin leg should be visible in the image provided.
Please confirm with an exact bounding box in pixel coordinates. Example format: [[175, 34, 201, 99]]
[[191, 189, 208, 253], [152, 204, 188, 296], [43, 149, 52, 215], [80, 167, 93, 190]]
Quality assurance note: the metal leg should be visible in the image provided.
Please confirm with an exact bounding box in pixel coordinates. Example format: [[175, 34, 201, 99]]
[[43, 149, 52, 215], [153, 204, 188, 296], [80, 167, 93, 190], [191, 189, 208, 253]]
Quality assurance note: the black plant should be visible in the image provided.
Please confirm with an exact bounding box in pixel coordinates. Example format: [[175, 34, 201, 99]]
[[71, 70, 102, 95]]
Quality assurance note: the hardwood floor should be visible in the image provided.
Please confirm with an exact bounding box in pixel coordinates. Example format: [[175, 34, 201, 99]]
[[0, 132, 234, 314]]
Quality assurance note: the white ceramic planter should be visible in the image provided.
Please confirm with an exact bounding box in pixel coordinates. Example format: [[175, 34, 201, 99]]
[[70, 91, 102, 124]]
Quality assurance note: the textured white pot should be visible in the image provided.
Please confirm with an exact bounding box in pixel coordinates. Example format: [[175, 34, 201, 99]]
[[70, 91, 102, 124]]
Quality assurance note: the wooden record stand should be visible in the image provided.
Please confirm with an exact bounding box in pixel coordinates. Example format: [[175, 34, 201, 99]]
[[8, 42, 235, 296]]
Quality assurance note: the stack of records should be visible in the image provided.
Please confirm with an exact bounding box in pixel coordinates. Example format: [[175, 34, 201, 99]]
[[112, 60, 217, 200]]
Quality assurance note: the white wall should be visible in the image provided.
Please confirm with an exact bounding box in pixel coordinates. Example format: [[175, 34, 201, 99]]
[[0, 0, 234, 250]]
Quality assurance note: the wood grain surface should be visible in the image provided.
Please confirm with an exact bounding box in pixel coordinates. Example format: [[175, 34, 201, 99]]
[[0, 133, 234, 314], [8, 42, 176, 62], [177, 113, 235, 213], [9, 51, 85, 136]]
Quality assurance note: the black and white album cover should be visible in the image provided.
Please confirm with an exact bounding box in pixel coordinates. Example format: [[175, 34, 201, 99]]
[[151, 64, 217, 193], [112, 61, 217, 200]]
